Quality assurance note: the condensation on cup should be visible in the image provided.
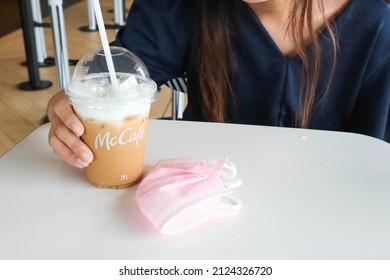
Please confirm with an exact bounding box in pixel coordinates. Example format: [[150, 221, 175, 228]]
[[65, 46, 158, 188]]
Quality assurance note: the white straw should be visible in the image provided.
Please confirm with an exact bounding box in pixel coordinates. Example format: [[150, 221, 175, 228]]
[[91, 0, 119, 89]]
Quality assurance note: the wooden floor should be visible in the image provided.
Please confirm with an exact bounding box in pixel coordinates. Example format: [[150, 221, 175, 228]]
[[0, 0, 173, 156]]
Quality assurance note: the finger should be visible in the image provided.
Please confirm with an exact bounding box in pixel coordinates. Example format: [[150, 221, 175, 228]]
[[49, 130, 87, 169], [53, 96, 84, 137], [54, 122, 94, 165], [48, 118, 93, 167]]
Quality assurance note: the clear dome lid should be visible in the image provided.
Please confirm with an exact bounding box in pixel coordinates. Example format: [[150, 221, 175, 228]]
[[66, 46, 158, 102]]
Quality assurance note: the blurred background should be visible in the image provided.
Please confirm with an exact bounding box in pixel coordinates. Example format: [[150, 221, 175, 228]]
[[0, 0, 82, 37], [0, 0, 172, 156]]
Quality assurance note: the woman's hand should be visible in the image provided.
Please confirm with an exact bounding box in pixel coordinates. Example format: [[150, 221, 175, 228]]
[[47, 90, 93, 168]]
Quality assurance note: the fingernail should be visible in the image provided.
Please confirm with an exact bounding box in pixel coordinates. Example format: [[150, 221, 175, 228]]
[[72, 124, 83, 137], [75, 159, 86, 169], [81, 152, 93, 163]]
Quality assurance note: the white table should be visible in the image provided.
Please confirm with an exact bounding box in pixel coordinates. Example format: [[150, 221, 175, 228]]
[[1, 120, 389, 260]]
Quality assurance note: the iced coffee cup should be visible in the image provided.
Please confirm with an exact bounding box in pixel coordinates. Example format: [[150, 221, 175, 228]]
[[65, 46, 158, 188]]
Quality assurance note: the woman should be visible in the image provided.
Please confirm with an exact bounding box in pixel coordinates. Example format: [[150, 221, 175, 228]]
[[47, 0, 390, 168]]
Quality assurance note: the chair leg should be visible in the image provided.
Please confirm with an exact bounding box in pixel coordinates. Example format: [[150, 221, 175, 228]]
[[177, 91, 184, 119], [172, 90, 185, 120], [172, 89, 178, 120]]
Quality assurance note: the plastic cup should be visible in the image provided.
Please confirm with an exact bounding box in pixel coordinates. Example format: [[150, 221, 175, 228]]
[[65, 46, 158, 188]]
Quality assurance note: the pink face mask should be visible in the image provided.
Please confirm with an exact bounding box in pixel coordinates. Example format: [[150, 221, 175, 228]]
[[135, 158, 242, 234]]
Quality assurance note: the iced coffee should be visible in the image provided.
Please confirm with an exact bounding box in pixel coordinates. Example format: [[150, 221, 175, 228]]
[[65, 47, 158, 188]]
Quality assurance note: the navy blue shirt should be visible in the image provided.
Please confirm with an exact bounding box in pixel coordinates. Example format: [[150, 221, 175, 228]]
[[113, 0, 390, 142]]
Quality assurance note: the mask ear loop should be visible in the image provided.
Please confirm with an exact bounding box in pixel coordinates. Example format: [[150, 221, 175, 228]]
[[219, 161, 242, 189], [225, 178, 243, 189], [219, 161, 237, 181], [220, 195, 242, 210]]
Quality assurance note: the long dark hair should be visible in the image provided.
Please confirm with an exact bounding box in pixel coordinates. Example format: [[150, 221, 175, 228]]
[[194, 0, 238, 122], [195, 0, 338, 127]]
